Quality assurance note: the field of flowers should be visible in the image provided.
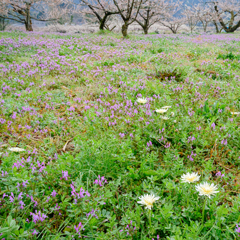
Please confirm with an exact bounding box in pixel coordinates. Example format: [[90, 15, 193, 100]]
[[0, 30, 240, 239]]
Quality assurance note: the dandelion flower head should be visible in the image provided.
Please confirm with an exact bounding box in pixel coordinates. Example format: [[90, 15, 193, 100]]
[[181, 172, 200, 183], [160, 116, 169, 120], [156, 109, 168, 113], [136, 98, 147, 104], [137, 194, 160, 210], [196, 182, 219, 198], [8, 147, 25, 152]]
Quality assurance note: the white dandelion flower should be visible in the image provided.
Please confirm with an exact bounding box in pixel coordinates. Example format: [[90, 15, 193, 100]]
[[196, 182, 219, 198], [231, 112, 240, 115], [181, 172, 200, 183], [137, 194, 160, 210], [136, 98, 147, 104], [8, 147, 25, 152], [160, 116, 169, 120], [156, 109, 168, 113]]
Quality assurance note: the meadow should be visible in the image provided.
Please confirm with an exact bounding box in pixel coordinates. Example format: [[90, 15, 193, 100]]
[[0, 30, 240, 239]]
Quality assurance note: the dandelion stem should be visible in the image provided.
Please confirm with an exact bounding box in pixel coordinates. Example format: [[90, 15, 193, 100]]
[[202, 198, 207, 225], [148, 209, 152, 233], [187, 185, 192, 208]]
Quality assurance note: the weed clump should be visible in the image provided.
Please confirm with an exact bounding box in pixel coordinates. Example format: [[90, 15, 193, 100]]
[[148, 68, 185, 82], [217, 52, 240, 60]]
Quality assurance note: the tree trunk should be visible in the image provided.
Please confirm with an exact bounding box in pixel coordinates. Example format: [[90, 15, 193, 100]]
[[0, 17, 9, 31], [143, 27, 148, 34], [229, 11, 234, 29], [25, 3, 33, 31], [99, 15, 108, 30], [25, 20, 33, 31], [203, 23, 207, 33], [122, 23, 128, 37], [213, 21, 219, 33]]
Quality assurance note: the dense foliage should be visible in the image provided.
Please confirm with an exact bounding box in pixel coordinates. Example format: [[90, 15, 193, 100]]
[[0, 31, 240, 239]]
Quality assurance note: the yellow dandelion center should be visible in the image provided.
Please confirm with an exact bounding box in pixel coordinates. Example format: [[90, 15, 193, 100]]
[[144, 199, 153, 206], [202, 187, 212, 194], [187, 176, 197, 182], [200, 185, 216, 194]]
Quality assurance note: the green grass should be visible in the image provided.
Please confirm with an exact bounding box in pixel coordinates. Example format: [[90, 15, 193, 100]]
[[0, 31, 239, 239]]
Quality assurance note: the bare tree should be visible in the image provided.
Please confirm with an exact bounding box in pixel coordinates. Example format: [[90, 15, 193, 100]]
[[113, 0, 144, 37], [75, 0, 119, 31], [135, 0, 165, 34], [0, 0, 70, 31]]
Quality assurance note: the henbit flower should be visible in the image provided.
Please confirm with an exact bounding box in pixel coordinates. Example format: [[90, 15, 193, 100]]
[[195, 182, 219, 198], [8, 147, 25, 152], [235, 223, 240, 235], [155, 109, 168, 113], [32, 230, 38, 236], [137, 194, 160, 210], [231, 112, 240, 115], [62, 171, 69, 180], [181, 172, 200, 183], [136, 98, 147, 104], [94, 175, 108, 187], [51, 190, 57, 197], [216, 171, 225, 178], [161, 106, 171, 109], [211, 122, 216, 130]]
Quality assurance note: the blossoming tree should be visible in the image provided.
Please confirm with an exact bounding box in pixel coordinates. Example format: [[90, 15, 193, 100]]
[[75, 0, 119, 31], [183, 6, 199, 33], [0, 0, 70, 31], [135, 0, 166, 34], [112, 0, 144, 37], [158, 0, 186, 34], [194, 3, 212, 33], [210, 0, 240, 32]]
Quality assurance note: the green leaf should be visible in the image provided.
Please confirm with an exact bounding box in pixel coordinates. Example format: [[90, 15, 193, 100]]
[[216, 205, 229, 217], [143, 170, 159, 176], [0, 227, 10, 233]]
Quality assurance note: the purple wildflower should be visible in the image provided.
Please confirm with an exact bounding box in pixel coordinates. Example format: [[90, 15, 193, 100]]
[[30, 210, 48, 223], [62, 171, 69, 180], [74, 222, 84, 237], [94, 175, 108, 187], [236, 223, 240, 236], [51, 190, 57, 197]]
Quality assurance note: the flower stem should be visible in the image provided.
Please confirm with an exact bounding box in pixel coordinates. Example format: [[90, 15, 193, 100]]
[[187, 185, 192, 208], [148, 209, 152, 233], [202, 198, 207, 225]]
